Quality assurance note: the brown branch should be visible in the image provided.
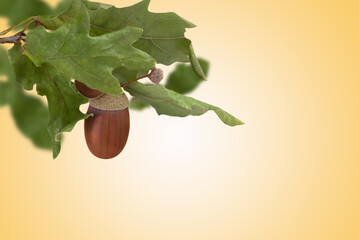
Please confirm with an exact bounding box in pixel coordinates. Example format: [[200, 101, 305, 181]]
[[0, 31, 26, 45]]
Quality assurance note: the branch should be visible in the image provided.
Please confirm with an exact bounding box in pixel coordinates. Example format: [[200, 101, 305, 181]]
[[0, 32, 26, 45]]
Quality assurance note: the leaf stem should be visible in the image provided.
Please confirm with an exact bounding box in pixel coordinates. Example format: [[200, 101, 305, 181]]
[[22, 18, 37, 32], [0, 16, 35, 36]]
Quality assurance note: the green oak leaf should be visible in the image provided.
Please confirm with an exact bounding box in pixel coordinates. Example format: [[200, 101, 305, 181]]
[[86, 0, 196, 65], [9, 45, 89, 158], [38, 0, 85, 30], [0, 46, 52, 149], [129, 58, 210, 110], [39, 0, 205, 79], [0, 0, 51, 27], [25, 12, 155, 95], [188, 43, 207, 80], [114, 68, 243, 127]]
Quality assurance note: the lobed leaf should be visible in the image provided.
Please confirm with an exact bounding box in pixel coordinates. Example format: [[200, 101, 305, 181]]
[[38, 0, 85, 30], [39, 0, 206, 78], [129, 58, 210, 110], [25, 12, 156, 95], [114, 68, 243, 127], [9, 45, 88, 158]]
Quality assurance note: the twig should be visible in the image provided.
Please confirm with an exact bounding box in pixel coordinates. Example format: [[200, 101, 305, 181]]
[[22, 19, 36, 32], [0, 16, 34, 36], [0, 32, 26, 44]]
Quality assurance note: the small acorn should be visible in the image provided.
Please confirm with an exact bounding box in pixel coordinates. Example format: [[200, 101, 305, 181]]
[[85, 93, 130, 159], [148, 67, 164, 84]]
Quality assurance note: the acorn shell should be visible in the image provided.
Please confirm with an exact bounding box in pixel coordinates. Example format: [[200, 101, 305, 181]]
[[84, 94, 130, 159], [85, 106, 130, 159]]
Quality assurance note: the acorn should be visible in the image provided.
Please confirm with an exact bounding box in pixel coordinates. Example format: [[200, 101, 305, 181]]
[[73, 67, 164, 159], [85, 93, 130, 159], [75, 80, 104, 99], [148, 67, 164, 84]]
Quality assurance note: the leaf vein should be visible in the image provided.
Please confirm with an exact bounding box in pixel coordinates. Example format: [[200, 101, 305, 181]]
[[39, 65, 70, 129], [53, 32, 74, 57], [67, 57, 104, 83]]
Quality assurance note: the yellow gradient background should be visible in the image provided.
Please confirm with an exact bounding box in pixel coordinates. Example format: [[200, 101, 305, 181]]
[[1, 0, 358, 239]]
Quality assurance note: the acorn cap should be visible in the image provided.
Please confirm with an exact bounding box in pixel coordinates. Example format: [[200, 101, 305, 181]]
[[148, 68, 164, 84], [89, 93, 129, 111]]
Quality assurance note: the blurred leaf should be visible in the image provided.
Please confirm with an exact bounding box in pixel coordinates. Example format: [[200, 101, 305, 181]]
[[0, 49, 10, 106], [166, 58, 210, 94], [129, 98, 151, 110], [9, 44, 88, 158], [0, 0, 52, 27], [0, 46, 52, 149], [39, 0, 205, 76], [115, 68, 243, 127], [25, 13, 155, 95], [0, 0, 78, 155], [0, 82, 10, 106], [10, 86, 53, 149]]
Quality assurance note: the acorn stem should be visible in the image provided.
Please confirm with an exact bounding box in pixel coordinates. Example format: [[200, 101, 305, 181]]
[[120, 73, 151, 88], [120, 67, 164, 87]]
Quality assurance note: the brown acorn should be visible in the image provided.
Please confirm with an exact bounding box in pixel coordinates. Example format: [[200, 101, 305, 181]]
[[75, 80, 104, 98], [73, 68, 164, 159], [85, 93, 130, 159]]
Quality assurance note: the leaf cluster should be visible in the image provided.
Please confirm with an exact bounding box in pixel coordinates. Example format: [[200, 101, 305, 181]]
[[0, 0, 243, 158], [0, 47, 52, 149]]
